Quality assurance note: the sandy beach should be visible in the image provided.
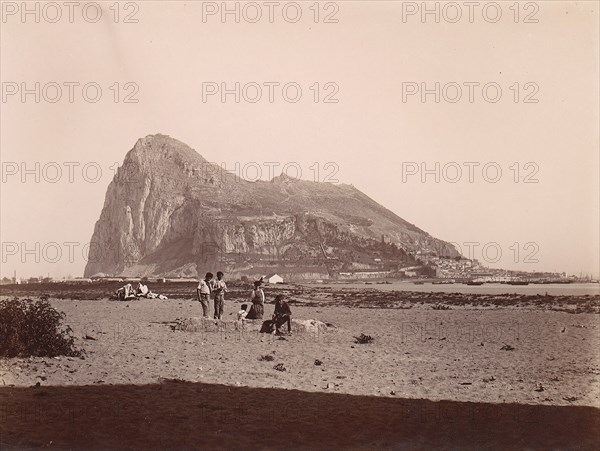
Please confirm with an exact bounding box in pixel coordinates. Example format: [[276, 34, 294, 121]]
[[1, 283, 599, 449], [2, 297, 599, 406]]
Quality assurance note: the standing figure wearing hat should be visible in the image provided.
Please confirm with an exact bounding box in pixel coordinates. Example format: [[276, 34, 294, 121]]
[[246, 278, 265, 320]]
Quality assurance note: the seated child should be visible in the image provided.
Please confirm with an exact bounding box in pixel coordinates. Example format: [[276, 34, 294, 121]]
[[237, 303, 249, 321]]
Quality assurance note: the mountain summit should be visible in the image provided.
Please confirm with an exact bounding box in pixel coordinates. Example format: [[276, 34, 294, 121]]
[[84, 134, 457, 279]]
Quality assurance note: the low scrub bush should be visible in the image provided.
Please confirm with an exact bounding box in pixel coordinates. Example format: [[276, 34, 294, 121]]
[[354, 333, 374, 344], [0, 297, 82, 358]]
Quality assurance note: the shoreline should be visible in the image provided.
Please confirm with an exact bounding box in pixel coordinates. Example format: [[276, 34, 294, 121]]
[[1, 281, 599, 311]]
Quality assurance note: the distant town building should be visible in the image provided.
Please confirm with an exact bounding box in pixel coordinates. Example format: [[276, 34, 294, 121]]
[[266, 274, 284, 284], [61, 278, 93, 284]]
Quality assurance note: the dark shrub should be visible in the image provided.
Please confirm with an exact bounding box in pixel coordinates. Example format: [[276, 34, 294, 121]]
[[273, 363, 287, 372], [258, 354, 274, 362], [354, 333, 374, 344], [0, 297, 81, 358]]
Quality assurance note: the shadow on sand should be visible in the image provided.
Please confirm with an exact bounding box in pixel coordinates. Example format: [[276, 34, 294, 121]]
[[1, 380, 598, 450]]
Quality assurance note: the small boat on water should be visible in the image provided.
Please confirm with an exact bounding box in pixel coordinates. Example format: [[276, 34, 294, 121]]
[[465, 281, 485, 286], [508, 281, 529, 286], [413, 281, 425, 285], [432, 279, 455, 285], [540, 279, 574, 284]]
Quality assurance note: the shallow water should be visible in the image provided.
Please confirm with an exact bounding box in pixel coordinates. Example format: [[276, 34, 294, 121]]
[[302, 282, 600, 297]]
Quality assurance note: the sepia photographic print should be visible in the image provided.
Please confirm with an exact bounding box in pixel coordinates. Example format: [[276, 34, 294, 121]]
[[1, 1, 599, 449]]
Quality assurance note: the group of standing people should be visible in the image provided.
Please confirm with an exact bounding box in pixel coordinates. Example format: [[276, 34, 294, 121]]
[[197, 271, 228, 319], [197, 274, 292, 334]]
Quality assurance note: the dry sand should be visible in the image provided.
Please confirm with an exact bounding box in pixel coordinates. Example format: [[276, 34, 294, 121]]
[[1, 290, 599, 449]]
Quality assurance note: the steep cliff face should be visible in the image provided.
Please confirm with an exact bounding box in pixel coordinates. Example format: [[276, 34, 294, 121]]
[[84, 134, 458, 278]]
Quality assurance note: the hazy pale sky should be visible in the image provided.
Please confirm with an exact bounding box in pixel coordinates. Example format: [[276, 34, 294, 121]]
[[1, 1, 598, 278]]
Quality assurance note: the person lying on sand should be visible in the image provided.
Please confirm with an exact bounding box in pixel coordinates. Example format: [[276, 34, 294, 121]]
[[133, 282, 168, 300], [116, 283, 136, 301], [245, 279, 265, 320]]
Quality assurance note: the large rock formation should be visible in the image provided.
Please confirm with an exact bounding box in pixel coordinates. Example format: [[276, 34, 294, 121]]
[[84, 134, 458, 279]]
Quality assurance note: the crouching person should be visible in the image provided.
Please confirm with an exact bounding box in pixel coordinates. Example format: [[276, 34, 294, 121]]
[[272, 294, 292, 335]]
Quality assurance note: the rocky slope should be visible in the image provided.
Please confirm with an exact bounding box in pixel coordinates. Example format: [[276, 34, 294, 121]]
[[84, 134, 458, 279]]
